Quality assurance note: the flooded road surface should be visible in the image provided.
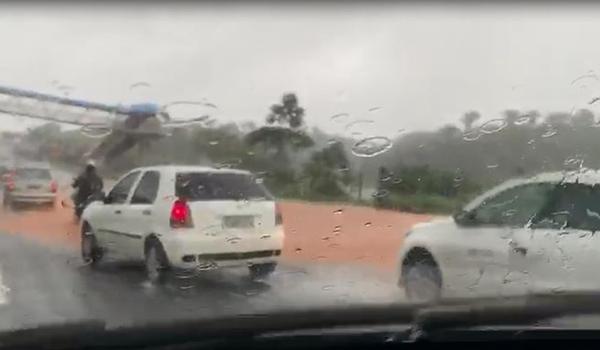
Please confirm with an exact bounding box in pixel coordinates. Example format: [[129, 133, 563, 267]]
[[0, 230, 401, 330], [0, 176, 433, 330]]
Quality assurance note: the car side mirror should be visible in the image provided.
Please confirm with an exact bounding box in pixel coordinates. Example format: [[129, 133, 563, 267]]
[[454, 210, 477, 226], [92, 191, 106, 202]]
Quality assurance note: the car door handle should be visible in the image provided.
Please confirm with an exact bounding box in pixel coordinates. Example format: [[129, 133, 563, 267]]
[[114, 210, 122, 214], [142, 209, 151, 216]]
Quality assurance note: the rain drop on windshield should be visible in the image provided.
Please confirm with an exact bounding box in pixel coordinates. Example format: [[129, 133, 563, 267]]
[[129, 81, 151, 89], [480, 118, 508, 134], [541, 128, 558, 138], [371, 189, 390, 198], [344, 119, 375, 132], [514, 116, 530, 126], [351, 136, 393, 158], [330, 113, 349, 123], [462, 130, 481, 142]]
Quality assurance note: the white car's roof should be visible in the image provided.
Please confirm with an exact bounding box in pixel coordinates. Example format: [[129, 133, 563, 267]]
[[464, 169, 600, 212], [130, 165, 252, 175]]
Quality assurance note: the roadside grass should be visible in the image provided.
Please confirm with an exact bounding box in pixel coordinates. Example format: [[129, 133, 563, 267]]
[[275, 189, 470, 215]]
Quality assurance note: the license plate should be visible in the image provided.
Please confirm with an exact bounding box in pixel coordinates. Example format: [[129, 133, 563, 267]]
[[223, 215, 254, 228], [27, 185, 41, 190]]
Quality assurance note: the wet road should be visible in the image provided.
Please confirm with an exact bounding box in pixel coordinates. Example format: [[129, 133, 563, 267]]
[[0, 167, 418, 331], [0, 231, 401, 331]]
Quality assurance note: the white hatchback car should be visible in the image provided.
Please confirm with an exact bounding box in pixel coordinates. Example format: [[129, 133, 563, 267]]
[[398, 170, 600, 302], [81, 166, 284, 283]]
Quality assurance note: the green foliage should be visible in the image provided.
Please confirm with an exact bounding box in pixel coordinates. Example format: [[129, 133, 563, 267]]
[[377, 193, 465, 214], [266, 93, 305, 128], [300, 142, 350, 200], [245, 93, 314, 165]]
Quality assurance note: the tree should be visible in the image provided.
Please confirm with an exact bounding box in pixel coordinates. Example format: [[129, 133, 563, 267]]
[[503, 109, 521, 125], [460, 111, 481, 131], [572, 109, 595, 128], [245, 93, 314, 164], [266, 93, 305, 129], [301, 142, 350, 199]]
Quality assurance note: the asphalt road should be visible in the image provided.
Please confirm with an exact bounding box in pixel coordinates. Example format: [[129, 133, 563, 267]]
[[0, 231, 401, 331]]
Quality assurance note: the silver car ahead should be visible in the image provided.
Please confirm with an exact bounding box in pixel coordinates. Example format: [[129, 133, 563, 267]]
[[3, 162, 57, 209]]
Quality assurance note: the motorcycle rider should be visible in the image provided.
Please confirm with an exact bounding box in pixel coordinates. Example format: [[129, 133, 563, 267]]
[[72, 160, 104, 213]]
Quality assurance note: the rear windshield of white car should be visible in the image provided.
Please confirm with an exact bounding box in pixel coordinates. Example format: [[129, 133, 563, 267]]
[[15, 168, 51, 180], [175, 172, 273, 201]]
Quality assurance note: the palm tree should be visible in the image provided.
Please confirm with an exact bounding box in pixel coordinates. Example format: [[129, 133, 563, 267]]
[[461, 111, 481, 132], [245, 93, 314, 163], [266, 93, 305, 128]]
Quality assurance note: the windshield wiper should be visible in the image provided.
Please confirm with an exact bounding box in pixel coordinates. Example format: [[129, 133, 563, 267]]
[[411, 292, 600, 339]]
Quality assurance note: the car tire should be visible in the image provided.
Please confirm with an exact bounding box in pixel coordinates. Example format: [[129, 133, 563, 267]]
[[81, 228, 102, 267], [249, 262, 277, 281], [402, 253, 442, 304], [145, 241, 170, 285]]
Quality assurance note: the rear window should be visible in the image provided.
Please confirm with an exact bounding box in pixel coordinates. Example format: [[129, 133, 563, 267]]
[[175, 172, 273, 201], [15, 168, 51, 180]]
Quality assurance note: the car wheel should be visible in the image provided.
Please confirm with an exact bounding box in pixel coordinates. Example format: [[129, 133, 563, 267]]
[[402, 254, 442, 303], [81, 229, 102, 267], [145, 241, 169, 284], [249, 262, 277, 281]]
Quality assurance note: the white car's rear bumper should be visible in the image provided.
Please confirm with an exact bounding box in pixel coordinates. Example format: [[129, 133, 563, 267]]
[[160, 227, 284, 269], [8, 192, 55, 204]]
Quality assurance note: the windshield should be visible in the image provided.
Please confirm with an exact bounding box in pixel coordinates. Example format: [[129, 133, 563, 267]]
[[14, 168, 51, 180], [5, 1, 600, 343]]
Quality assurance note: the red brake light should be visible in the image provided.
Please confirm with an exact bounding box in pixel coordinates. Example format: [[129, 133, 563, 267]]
[[6, 181, 14, 192], [50, 180, 58, 193], [170, 199, 193, 228], [275, 203, 283, 226]]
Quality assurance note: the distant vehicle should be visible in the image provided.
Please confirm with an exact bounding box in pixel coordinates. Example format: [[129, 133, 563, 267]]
[[3, 161, 57, 209], [398, 171, 600, 303], [81, 165, 284, 283], [0, 159, 12, 183]]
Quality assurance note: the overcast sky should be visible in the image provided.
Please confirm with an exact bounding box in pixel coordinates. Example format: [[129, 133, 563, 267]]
[[1, 2, 600, 137]]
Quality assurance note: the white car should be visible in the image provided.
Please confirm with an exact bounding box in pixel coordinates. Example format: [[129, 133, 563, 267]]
[[81, 165, 284, 283], [398, 170, 600, 302]]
